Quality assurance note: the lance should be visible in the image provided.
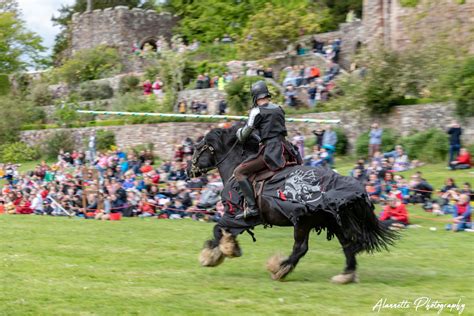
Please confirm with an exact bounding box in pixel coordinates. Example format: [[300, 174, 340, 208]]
[[77, 110, 340, 124]]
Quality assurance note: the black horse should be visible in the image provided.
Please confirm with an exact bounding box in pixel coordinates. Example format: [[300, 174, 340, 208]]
[[188, 126, 397, 283]]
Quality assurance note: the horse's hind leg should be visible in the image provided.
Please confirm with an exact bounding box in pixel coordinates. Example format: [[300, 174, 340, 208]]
[[331, 227, 359, 284], [267, 222, 312, 281]]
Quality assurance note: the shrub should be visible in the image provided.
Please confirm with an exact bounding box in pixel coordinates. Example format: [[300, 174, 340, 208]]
[[225, 77, 281, 114], [131, 143, 155, 156], [119, 75, 141, 94], [401, 129, 448, 163], [79, 81, 114, 101], [43, 131, 75, 160], [450, 56, 474, 117], [355, 128, 399, 158], [30, 83, 53, 106], [237, 3, 326, 60], [334, 128, 348, 155], [399, 0, 419, 7], [0, 74, 10, 95], [54, 103, 78, 127], [54, 46, 121, 85], [95, 130, 116, 151], [0, 142, 40, 163]]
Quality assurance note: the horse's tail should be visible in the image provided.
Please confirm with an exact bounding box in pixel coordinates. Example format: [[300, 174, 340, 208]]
[[338, 194, 399, 254]]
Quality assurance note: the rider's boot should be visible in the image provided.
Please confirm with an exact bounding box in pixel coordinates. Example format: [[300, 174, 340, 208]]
[[235, 179, 259, 220]]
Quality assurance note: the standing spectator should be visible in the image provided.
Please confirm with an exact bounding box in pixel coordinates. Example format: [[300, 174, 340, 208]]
[[152, 77, 163, 97], [322, 126, 337, 167], [447, 121, 462, 164], [369, 123, 383, 157], [218, 98, 227, 115], [88, 134, 96, 164], [307, 82, 317, 108], [202, 73, 211, 89], [322, 125, 337, 165], [178, 100, 187, 114], [292, 132, 305, 158], [449, 148, 471, 170], [284, 85, 297, 107], [312, 128, 325, 149], [143, 80, 152, 96], [196, 75, 204, 89]]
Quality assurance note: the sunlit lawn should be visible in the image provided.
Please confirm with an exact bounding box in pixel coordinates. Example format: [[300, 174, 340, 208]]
[[0, 161, 472, 315]]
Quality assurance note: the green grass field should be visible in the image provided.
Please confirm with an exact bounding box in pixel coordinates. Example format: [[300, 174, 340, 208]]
[[0, 164, 473, 315]]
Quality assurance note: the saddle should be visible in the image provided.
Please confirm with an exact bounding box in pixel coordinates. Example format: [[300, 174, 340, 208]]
[[249, 159, 299, 209]]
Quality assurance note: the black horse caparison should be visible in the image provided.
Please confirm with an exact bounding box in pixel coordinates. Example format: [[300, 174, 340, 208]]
[[188, 126, 397, 283]]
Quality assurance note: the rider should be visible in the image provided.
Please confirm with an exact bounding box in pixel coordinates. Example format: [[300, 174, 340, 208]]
[[234, 80, 300, 220]]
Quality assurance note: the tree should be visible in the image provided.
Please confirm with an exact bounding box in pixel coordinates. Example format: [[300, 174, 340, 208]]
[[237, 3, 328, 59], [0, 4, 45, 73]]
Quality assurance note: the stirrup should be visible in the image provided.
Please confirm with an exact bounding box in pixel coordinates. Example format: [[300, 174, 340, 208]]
[[235, 207, 259, 220]]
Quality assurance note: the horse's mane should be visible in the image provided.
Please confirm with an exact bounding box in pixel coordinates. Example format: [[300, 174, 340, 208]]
[[205, 124, 259, 156]]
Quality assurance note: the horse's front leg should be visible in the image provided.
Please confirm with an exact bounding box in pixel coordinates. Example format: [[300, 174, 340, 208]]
[[267, 222, 311, 281], [199, 226, 242, 267]]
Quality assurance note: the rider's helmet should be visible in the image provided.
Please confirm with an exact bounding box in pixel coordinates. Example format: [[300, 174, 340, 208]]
[[251, 80, 271, 107]]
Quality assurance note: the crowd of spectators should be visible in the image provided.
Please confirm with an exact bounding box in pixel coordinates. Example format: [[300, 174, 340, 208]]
[[0, 134, 227, 223]]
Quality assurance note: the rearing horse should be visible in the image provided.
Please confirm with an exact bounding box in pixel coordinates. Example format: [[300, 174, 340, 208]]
[[188, 126, 397, 283]]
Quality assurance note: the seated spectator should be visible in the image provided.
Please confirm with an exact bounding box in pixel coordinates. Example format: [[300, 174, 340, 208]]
[[382, 172, 397, 197], [351, 159, 367, 176], [394, 175, 410, 203], [409, 173, 433, 205], [449, 148, 471, 170], [352, 168, 367, 184], [366, 173, 382, 203], [283, 66, 299, 87], [460, 182, 474, 201], [263, 68, 273, 79], [393, 148, 410, 172], [446, 194, 471, 232], [379, 197, 409, 229]]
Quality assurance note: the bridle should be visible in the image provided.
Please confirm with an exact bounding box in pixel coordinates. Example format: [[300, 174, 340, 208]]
[[190, 139, 239, 178]]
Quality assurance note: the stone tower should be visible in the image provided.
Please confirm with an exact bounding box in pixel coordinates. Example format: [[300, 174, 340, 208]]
[[362, 0, 474, 52], [71, 6, 178, 71]]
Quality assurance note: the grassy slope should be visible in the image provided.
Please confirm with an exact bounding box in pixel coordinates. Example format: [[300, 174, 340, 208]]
[[0, 163, 473, 315]]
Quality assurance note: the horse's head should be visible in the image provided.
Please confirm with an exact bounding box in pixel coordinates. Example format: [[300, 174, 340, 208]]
[[187, 125, 260, 180], [187, 137, 218, 178], [187, 127, 231, 178]]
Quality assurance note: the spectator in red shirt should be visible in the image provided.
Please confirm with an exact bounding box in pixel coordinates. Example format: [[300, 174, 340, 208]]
[[379, 197, 409, 229], [143, 80, 153, 96], [446, 194, 472, 232], [449, 148, 471, 170]]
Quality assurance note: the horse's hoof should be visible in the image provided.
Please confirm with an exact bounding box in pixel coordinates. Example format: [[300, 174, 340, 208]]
[[271, 264, 293, 281], [199, 246, 225, 267], [330, 272, 359, 284], [267, 254, 292, 281], [219, 230, 241, 258]]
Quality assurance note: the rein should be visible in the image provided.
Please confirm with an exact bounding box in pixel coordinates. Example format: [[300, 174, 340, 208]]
[[190, 139, 240, 176]]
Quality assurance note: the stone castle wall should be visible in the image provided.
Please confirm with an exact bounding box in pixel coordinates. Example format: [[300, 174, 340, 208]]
[[71, 6, 178, 71], [21, 103, 473, 160], [363, 0, 474, 52]]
